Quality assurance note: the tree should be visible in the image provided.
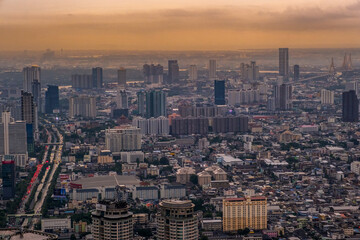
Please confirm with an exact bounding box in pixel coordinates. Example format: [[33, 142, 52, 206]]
[[70, 234, 77, 240], [159, 157, 169, 165], [190, 175, 198, 185]]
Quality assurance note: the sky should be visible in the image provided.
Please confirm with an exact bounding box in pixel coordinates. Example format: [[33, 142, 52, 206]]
[[0, 0, 360, 51]]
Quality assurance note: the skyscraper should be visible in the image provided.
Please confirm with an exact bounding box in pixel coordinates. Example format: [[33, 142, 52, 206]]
[[31, 79, 41, 111], [45, 85, 59, 114], [69, 96, 97, 118], [279, 83, 292, 110], [143, 64, 164, 84], [156, 200, 198, 240], [214, 80, 225, 105], [294, 64, 300, 80], [342, 90, 359, 122], [279, 48, 289, 79], [240, 62, 259, 82], [117, 67, 127, 88], [188, 65, 198, 81], [145, 90, 167, 118], [23, 65, 41, 93], [92, 67, 103, 88], [92, 200, 133, 240], [168, 60, 179, 84], [71, 74, 93, 89], [223, 196, 267, 231], [21, 91, 35, 124], [116, 90, 128, 109], [2, 156, 16, 200], [209, 59, 217, 80]]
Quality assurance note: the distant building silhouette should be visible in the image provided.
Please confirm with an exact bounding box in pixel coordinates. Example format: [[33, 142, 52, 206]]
[[342, 90, 359, 122], [92, 67, 103, 88], [279, 48, 289, 79], [209, 60, 217, 80], [214, 80, 225, 105], [293, 64, 300, 80], [45, 85, 59, 114], [167, 60, 179, 84]]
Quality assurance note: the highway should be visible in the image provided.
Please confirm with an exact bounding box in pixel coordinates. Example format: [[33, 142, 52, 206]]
[[30, 127, 63, 229]]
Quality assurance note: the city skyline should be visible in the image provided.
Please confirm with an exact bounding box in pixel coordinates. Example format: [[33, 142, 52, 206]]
[[1, 0, 360, 50]]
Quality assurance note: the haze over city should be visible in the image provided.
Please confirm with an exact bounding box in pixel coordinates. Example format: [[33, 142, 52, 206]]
[[1, 0, 360, 50]]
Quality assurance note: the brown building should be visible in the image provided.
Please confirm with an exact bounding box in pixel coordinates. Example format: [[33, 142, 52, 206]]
[[223, 196, 267, 232]]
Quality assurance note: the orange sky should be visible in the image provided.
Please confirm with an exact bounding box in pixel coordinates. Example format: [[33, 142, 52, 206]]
[[0, 0, 360, 50]]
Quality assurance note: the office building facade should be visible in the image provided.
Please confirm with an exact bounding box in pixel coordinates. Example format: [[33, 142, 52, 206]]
[[137, 90, 167, 118], [143, 64, 164, 84], [294, 64, 300, 80]]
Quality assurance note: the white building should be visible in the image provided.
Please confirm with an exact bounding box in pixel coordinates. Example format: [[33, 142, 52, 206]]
[[132, 116, 169, 135], [321, 89, 334, 105], [160, 184, 186, 199], [41, 218, 71, 232], [133, 186, 159, 200], [216, 154, 244, 167], [0, 111, 28, 167], [351, 161, 360, 175], [121, 151, 144, 163], [228, 89, 260, 106], [105, 125, 142, 154]]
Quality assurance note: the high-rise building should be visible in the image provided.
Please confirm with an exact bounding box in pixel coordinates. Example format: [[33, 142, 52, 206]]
[[171, 117, 209, 136], [45, 85, 59, 114], [2, 156, 16, 200], [209, 60, 217, 80], [133, 116, 169, 135], [279, 48, 289, 79], [274, 83, 292, 110], [212, 116, 248, 133], [320, 89, 334, 105], [31, 79, 41, 111], [0, 111, 28, 167], [105, 125, 142, 153], [168, 60, 179, 84], [92, 200, 133, 240], [293, 64, 300, 80], [23, 65, 41, 93], [116, 90, 128, 109], [345, 81, 359, 97], [143, 64, 164, 84], [189, 65, 198, 81], [214, 80, 225, 105], [71, 74, 93, 89], [342, 90, 359, 122], [118, 67, 126, 88], [21, 91, 38, 140], [92, 67, 103, 88], [156, 200, 198, 240], [69, 96, 96, 118], [137, 90, 167, 118], [223, 196, 267, 232], [146, 90, 166, 118]]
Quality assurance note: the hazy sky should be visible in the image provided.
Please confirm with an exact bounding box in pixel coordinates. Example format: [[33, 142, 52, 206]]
[[0, 0, 360, 50]]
